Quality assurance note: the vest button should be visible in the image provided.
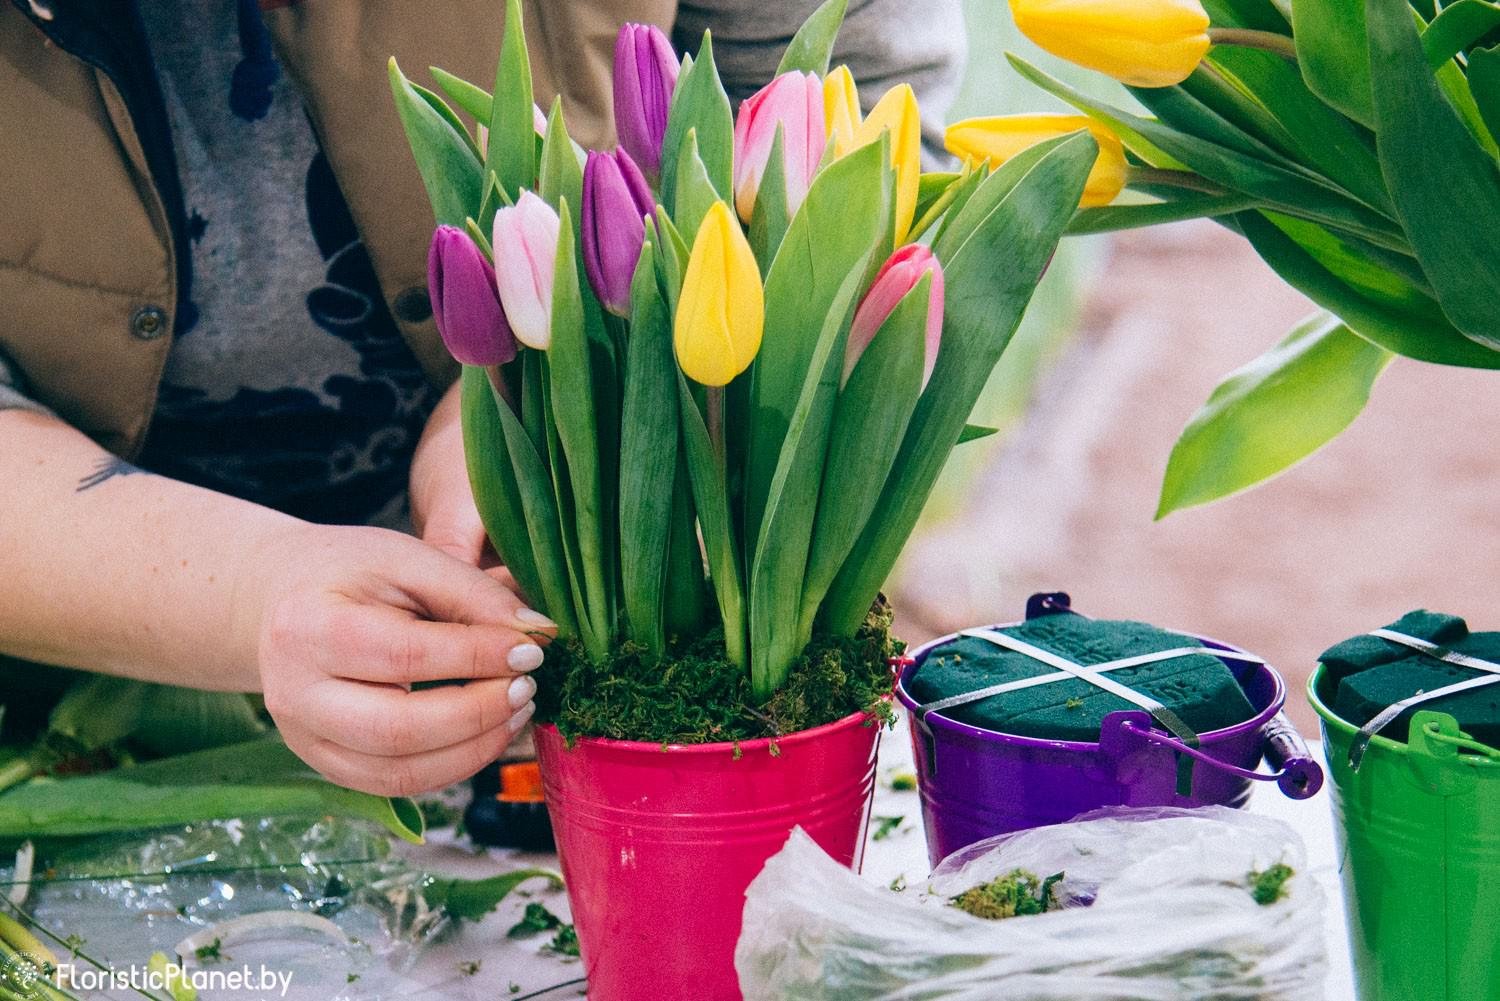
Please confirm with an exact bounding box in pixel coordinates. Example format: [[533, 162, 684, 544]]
[[393, 286, 434, 323], [131, 305, 168, 340]]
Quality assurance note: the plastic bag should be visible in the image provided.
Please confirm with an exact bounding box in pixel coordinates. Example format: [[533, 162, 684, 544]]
[[736, 807, 1325, 1000]]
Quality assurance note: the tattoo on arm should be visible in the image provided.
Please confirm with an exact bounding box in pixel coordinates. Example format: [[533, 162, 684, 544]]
[[77, 457, 148, 492]]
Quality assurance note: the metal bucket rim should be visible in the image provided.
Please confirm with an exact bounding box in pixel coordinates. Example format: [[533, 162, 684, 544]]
[[1308, 662, 1500, 770], [895, 622, 1285, 750], [533, 706, 879, 757]]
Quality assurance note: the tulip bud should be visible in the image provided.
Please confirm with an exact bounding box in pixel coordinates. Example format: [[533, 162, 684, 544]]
[[732, 71, 827, 223], [583, 148, 656, 315], [852, 84, 921, 244], [945, 114, 1127, 207], [614, 22, 680, 182], [1009, 0, 1211, 88], [844, 244, 943, 389], [427, 225, 518, 367], [823, 64, 861, 159], [675, 201, 765, 386], [491, 191, 561, 350]]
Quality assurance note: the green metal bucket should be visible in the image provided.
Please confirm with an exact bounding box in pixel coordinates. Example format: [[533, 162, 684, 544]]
[[1309, 665, 1500, 1001]]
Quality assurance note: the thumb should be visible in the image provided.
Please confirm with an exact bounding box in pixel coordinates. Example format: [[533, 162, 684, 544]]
[[420, 492, 488, 567]]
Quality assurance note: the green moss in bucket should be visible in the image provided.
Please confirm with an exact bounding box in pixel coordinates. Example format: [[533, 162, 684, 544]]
[[533, 601, 901, 745]]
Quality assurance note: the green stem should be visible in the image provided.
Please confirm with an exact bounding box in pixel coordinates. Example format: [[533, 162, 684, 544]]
[[1207, 27, 1299, 61], [1125, 167, 1229, 195], [0, 758, 39, 796]]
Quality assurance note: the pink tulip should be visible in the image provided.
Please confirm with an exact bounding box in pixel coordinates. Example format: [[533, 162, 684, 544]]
[[732, 71, 826, 223], [844, 244, 944, 389], [427, 225, 517, 367], [614, 22, 679, 182], [491, 191, 561, 351]]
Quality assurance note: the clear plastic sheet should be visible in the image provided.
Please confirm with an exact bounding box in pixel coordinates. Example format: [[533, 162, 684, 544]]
[[736, 807, 1326, 1000]]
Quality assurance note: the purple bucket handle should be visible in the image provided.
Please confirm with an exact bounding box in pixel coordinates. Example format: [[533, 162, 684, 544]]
[[1103, 710, 1323, 800]]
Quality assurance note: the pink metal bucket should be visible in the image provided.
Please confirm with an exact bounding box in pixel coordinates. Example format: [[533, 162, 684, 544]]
[[533, 710, 882, 1001]]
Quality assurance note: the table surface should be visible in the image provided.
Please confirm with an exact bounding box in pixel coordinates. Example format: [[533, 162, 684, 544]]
[[394, 720, 1356, 1001]]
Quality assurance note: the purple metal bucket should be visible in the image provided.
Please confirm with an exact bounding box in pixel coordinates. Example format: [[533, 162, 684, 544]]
[[895, 595, 1323, 866]]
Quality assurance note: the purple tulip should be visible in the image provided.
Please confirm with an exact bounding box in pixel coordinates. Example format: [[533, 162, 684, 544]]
[[614, 22, 679, 182], [582, 148, 656, 316], [427, 225, 517, 367]]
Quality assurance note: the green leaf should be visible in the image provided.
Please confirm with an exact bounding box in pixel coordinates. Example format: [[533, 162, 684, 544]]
[[799, 276, 929, 641], [673, 129, 722, 247], [423, 869, 561, 924], [1157, 312, 1393, 516], [775, 0, 849, 76], [1070, 193, 1259, 234], [0, 738, 424, 844], [823, 132, 1094, 636], [461, 366, 553, 625], [546, 202, 611, 658], [661, 32, 734, 212], [411, 83, 482, 160], [47, 678, 265, 759], [1469, 45, 1500, 143], [1232, 212, 1500, 368], [958, 423, 1001, 445], [488, 0, 537, 199], [748, 127, 792, 274], [745, 141, 890, 559], [538, 100, 584, 223], [1423, 0, 1500, 65], [915, 172, 961, 222], [618, 243, 679, 655], [430, 66, 493, 123], [388, 58, 483, 227], [649, 210, 689, 314], [1367, 0, 1500, 348], [1292, 0, 1374, 126], [663, 457, 708, 638]]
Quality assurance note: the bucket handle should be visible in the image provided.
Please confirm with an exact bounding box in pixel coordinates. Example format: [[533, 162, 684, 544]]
[[1119, 713, 1324, 800]]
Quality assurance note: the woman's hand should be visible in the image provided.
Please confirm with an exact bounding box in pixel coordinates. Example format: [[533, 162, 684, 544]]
[[246, 522, 556, 797], [410, 381, 490, 566]]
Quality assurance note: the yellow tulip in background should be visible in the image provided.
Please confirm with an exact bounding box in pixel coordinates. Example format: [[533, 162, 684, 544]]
[[946, 114, 1127, 207], [853, 84, 921, 243], [675, 201, 766, 387], [823, 65, 861, 158], [1009, 0, 1211, 87]]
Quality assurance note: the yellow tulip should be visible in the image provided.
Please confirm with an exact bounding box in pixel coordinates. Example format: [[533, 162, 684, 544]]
[[675, 201, 765, 387], [1009, 0, 1211, 88], [945, 114, 1128, 207], [823, 65, 861, 158], [852, 83, 921, 244]]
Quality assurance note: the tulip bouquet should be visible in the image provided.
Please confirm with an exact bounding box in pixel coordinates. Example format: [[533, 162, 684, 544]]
[[391, 0, 1093, 737], [958, 0, 1500, 515]]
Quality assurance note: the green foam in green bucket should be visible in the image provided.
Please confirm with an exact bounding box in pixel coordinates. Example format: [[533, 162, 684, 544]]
[[1309, 665, 1500, 1001]]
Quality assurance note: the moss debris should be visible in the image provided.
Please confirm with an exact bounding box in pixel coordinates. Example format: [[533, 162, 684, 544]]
[[1248, 863, 1294, 906], [950, 869, 1065, 920]]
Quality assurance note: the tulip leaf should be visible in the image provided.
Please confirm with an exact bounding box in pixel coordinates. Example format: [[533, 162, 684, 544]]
[[1233, 211, 1500, 368], [1423, 0, 1500, 65], [1203, 0, 1290, 32], [539, 100, 584, 228], [488, 0, 537, 200], [661, 32, 734, 212], [1069, 193, 1259, 234], [478, 171, 512, 235], [663, 457, 708, 638], [1469, 46, 1500, 145], [799, 276, 929, 642], [674, 129, 721, 247], [1367, 0, 1500, 348], [677, 374, 747, 667], [430, 65, 492, 123], [750, 260, 874, 698], [1292, 0, 1374, 126], [776, 0, 849, 76], [388, 58, 483, 227], [749, 127, 791, 275], [1137, 74, 1300, 169], [1157, 312, 1393, 517], [746, 141, 890, 558], [547, 202, 611, 659], [649, 210, 690, 313], [411, 82, 482, 160], [824, 132, 1093, 636], [0, 738, 424, 844], [914, 172, 961, 226], [538, 356, 601, 656], [618, 242, 680, 655], [1008, 55, 1409, 253], [934, 132, 1085, 264], [958, 423, 1001, 445]]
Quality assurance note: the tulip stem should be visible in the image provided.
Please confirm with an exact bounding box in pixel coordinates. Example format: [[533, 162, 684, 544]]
[[706, 386, 725, 457], [1207, 27, 1298, 62], [484, 362, 518, 414], [1125, 167, 1227, 196]]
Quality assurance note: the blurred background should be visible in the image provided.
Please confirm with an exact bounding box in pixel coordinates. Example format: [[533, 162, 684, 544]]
[[893, 0, 1500, 732]]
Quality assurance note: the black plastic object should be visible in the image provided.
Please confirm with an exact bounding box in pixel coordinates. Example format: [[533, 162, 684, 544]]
[[464, 760, 556, 852]]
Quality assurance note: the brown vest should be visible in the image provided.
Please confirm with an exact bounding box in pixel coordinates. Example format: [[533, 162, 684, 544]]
[[0, 0, 674, 458]]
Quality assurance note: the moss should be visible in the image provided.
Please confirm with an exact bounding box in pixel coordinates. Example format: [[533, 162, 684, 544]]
[[1248, 863, 1294, 906], [534, 600, 901, 744], [950, 869, 1065, 920]]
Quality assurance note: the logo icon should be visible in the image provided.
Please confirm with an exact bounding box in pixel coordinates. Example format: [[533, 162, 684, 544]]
[[0, 950, 41, 998]]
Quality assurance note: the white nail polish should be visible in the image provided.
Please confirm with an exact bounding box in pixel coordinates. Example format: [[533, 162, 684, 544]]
[[517, 608, 558, 630], [508, 700, 536, 734], [508, 643, 545, 673], [508, 674, 537, 709]]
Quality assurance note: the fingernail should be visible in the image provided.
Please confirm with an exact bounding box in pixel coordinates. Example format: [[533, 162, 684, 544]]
[[508, 643, 545, 673], [516, 608, 558, 630], [508, 674, 537, 709], [508, 700, 536, 734]]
